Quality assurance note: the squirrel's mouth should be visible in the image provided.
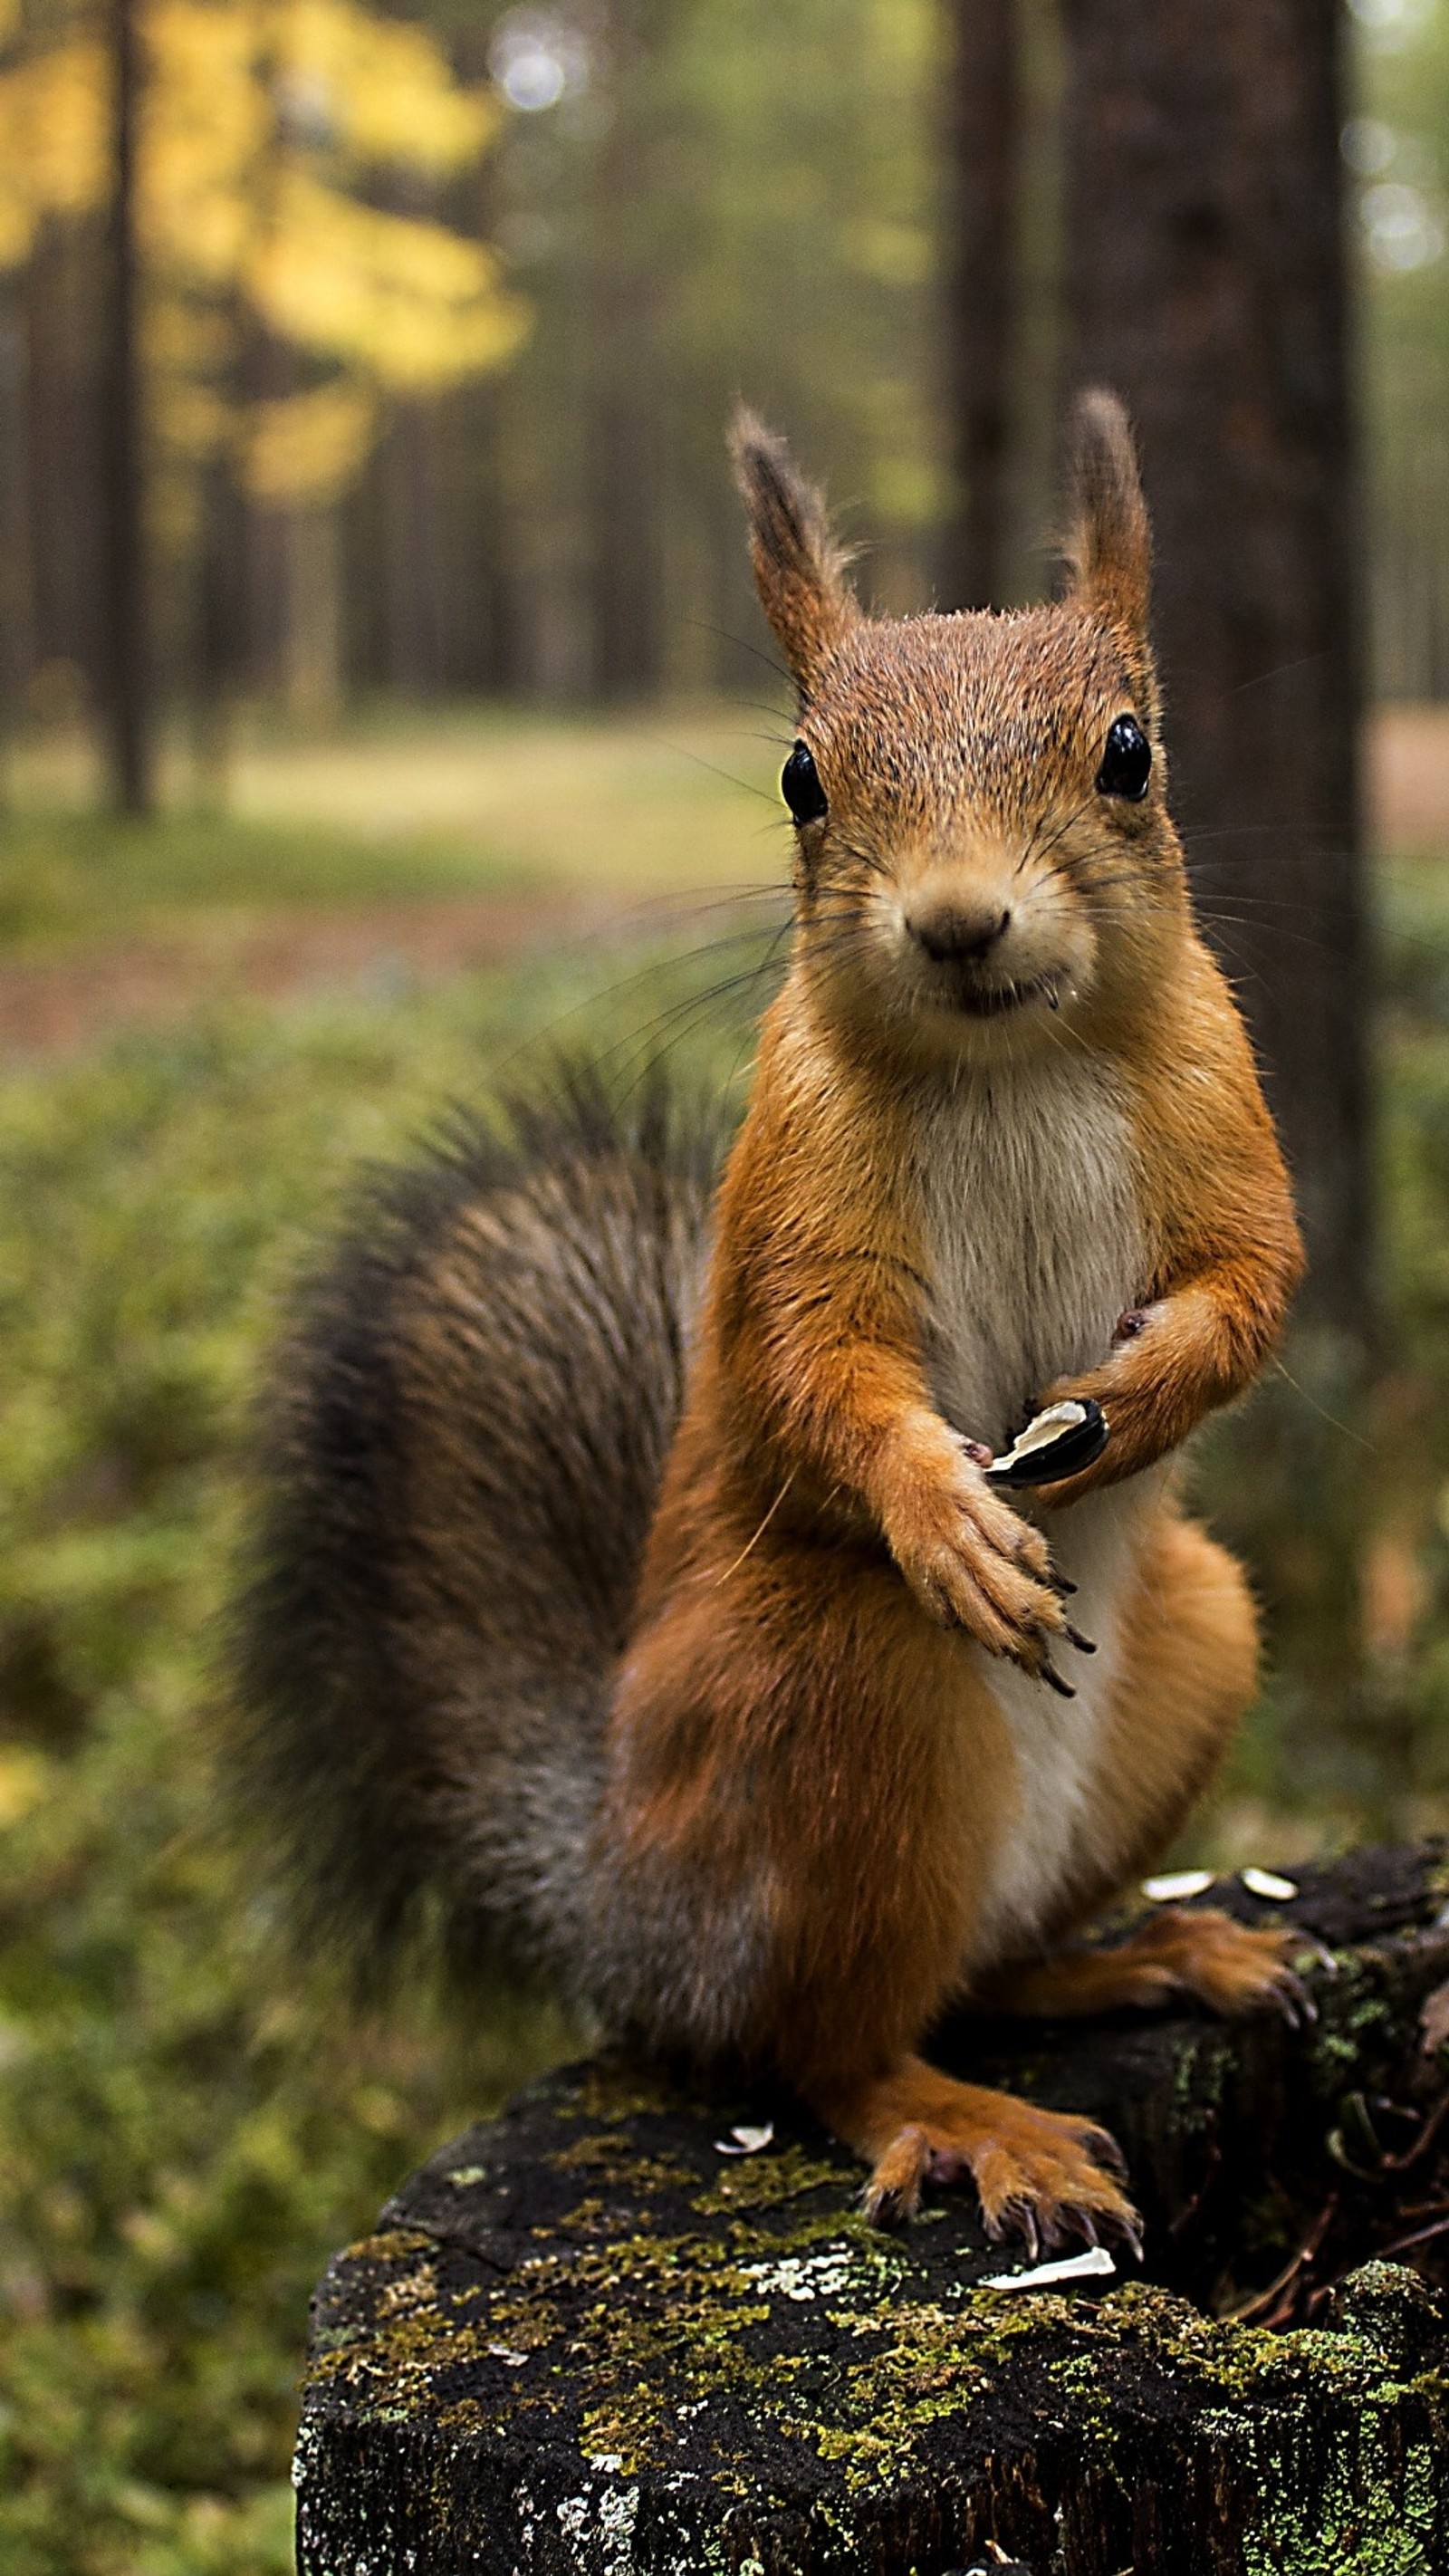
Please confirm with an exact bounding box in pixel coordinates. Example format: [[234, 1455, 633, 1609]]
[[950, 972, 1061, 1020]]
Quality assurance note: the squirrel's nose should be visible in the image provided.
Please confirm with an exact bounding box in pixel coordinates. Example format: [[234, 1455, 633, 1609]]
[[907, 902, 1012, 965]]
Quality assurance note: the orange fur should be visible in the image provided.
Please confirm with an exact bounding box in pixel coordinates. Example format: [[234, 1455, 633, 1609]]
[[975, 1908, 1302, 2022], [599, 393, 1304, 2251], [814, 2058, 1138, 2248]]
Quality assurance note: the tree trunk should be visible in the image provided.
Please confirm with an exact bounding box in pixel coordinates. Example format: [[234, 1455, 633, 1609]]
[[586, 4, 666, 704], [940, 0, 1022, 611], [298, 1843, 1449, 2574], [282, 510, 344, 725], [25, 223, 107, 726], [1060, 0, 1366, 1340], [445, 46, 525, 702], [191, 442, 246, 804], [101, 0, 153, 815], [0, 272, 32, 802], [589, 350, 665, 702], [470, 387, 525, 697], [382, 403, 446, 697]]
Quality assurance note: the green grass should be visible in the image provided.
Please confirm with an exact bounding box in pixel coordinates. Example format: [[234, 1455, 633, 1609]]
[[0, 932, 778, 2576], [0, 704, 789, 952], [0, 810, 513, 947], [5, 764, 1449, 2570]]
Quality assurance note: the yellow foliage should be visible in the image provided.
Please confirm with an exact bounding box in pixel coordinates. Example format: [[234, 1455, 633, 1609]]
[[273, 0, 502, 176], [0, 0, 526, 505], [249, 169, 528, 391], [154, 373, 232, 461], [146, 295, 235, 378], [241, 378, 376, 502], [144, 2, 269, 284], [0, 1748, 50, 1833], [0, 38, 108, 269]]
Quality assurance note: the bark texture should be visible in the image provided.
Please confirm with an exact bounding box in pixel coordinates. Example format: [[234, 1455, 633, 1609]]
[[1061, 0, 1365, 1334], [940, 0, 1022, 611], [101, 0, 153, 816], [586, 0, 666, 704], [300, 1843, 1449, 2574]]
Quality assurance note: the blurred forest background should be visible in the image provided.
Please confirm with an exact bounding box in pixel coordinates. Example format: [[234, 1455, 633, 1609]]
[[4, 0, 1449, 2566]]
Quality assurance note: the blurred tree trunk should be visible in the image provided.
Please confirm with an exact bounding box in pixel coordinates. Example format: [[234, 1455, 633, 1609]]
[[437, 380, 525, 697], [192, 451, 245, 801], [472, 389, 524, 695], [1061, 0, 1367, 1340], [101, 0, 154, 815], [589, 312, 664, 700], [587, 1, 665, 703], [446, 32, 525, 700], [382, 403, 446, 696], [0, 273, 32, 800], [940, 0, 1022, 610], [282, 511, 344, 724], [29, 226, 107, 697]]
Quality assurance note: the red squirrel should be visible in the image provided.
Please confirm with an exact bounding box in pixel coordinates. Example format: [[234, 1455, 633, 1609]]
[[234, 391, 1304, 2255]]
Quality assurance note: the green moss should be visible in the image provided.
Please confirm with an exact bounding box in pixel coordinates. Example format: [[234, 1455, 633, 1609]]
[[312, 2199, 940, 2484], [0, 930, 752, 2574], [568, 2064, 706, 2128], [694, 2143, 850, 2216], [316, 2210, 1387, 2507], [1238, 2420, 1437, 2574], [552, 2133, 700, 2196]]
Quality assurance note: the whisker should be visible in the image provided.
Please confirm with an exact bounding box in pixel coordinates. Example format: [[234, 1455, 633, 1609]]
[[684, 618, 792, 688], [1224, 650, 1330, 697], [828, 834, 892, 884], [471, 916, 801, 1091], [1022, 788, 1099, 875], [1198, 916, 1342, 961], [589, 882, 792, 939], [598, 938, 796, 1098], [646, 738, 782, 805]]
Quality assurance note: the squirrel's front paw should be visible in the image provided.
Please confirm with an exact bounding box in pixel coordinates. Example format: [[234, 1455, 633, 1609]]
[[882, 1427, 1072, 1688]]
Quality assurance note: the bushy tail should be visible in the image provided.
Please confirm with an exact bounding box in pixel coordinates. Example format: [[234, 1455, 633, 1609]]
[[226, 1065, 720, 2004]]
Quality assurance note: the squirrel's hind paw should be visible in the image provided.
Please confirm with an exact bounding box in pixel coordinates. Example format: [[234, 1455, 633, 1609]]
[[1129, 1907, 1316, 2026], [831, 2060, 1141, 2255], [859, 2122, 931, 2226]]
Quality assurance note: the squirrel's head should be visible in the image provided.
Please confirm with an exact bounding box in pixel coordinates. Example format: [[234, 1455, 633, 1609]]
[[732, 391, 1187, 1067]]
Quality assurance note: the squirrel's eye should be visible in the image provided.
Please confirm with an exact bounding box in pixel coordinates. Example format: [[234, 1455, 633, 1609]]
[[782, 742, 828, 825], [1096, 715, 1152, 802]]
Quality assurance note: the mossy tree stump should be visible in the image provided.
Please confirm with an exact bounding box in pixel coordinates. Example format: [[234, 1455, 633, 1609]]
[[298, 1846, 1449, 2574]]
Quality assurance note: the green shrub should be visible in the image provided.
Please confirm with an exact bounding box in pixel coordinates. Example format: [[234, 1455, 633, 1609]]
[[5, 852, 1449, 2569], [0, 943, 766, 2576]]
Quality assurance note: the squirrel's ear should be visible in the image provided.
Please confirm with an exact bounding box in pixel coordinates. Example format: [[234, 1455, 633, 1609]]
[[1063, 389, 1156, 711], [731, 407, 859, 697]]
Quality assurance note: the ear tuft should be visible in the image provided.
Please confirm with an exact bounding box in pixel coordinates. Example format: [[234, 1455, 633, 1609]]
[[1064, 389, 1152, 675], [730, 406, 859, 695]]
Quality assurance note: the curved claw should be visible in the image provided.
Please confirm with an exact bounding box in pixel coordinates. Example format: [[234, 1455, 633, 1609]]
[[1271, 1968, 1317, 2028], [989, 2197, 1041, 2262], [1114, 2209, 1146, 2265], [860, 2173, 916, 2228], [995, 2190, 1140, 2264], [1080, 2123, 1130, 2184], [1038, 1654, 1077, 1699]]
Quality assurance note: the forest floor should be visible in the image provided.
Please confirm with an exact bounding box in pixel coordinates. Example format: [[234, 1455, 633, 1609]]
[[3, 697, 1449, 2576], [0, 701, 788, 1057], [0, 698, 1440, 1058]]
